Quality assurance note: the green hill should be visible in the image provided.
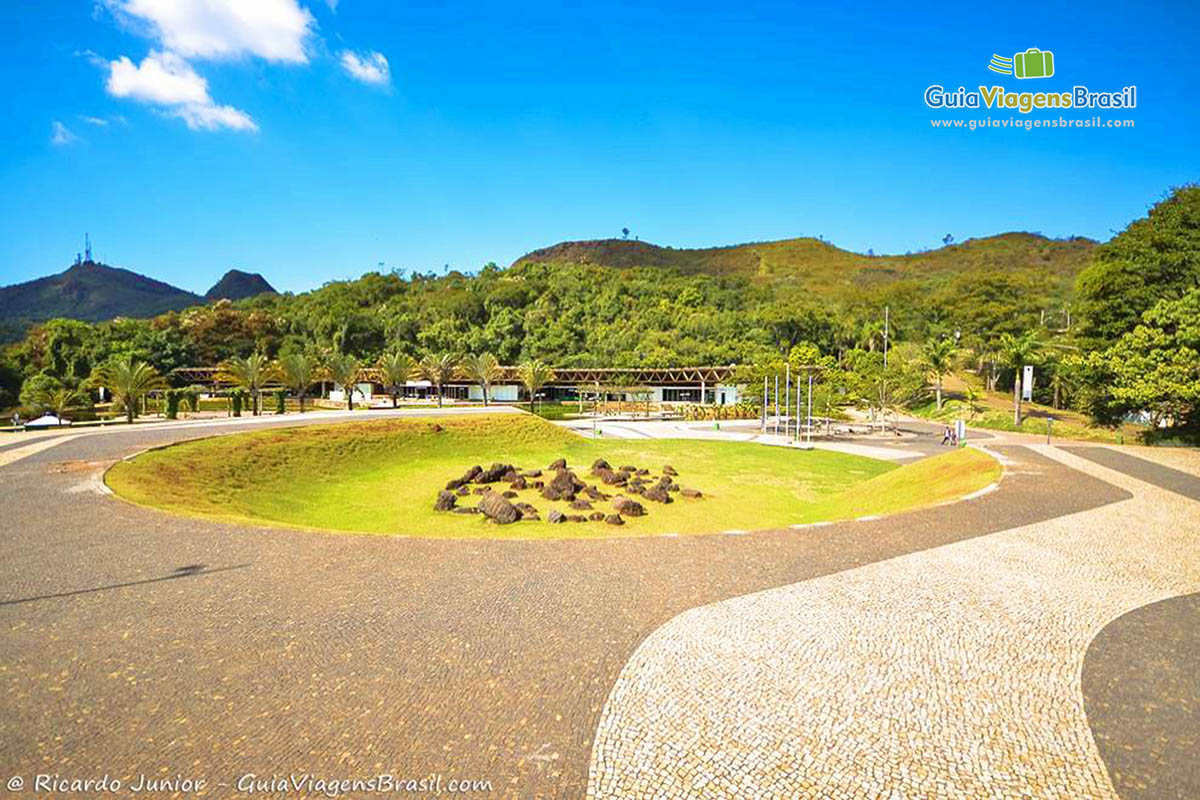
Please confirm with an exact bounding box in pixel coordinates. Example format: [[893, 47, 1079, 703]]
[[0, 260, 202, 326], [514, 232, 1097, 295], [205, 269, 277, 301]]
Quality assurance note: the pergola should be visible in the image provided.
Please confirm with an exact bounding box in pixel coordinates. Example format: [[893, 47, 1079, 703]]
[[171, 364, 741, 390]]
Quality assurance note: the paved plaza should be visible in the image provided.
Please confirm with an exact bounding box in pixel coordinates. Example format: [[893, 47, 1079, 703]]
[[0, 410, 1196, 798]]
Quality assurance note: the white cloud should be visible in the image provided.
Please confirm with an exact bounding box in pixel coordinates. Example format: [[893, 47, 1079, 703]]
[[51, 121, 79, 146], [105, 50, 256, 132], [79, 115, 110, 126], [172, 102, 258, 132], [107, 50, 209, 105], [324, 0, 339, 11], [340, 50, 389, 85], [108, 0, 315, 63]]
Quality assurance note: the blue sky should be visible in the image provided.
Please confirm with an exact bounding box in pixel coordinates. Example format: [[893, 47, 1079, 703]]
[[1, 1, 1197, 294]]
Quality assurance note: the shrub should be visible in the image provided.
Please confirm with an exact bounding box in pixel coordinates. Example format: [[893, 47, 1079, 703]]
[[164, 388, 183, 420], [231, 389, 245, 417], [275, 390, 287, 415]]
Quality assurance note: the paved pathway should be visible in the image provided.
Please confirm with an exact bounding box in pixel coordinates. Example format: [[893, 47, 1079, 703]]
[[586, 445, 1200, 799], [0, 412, 1190, 798], [1083, 593, 1199, 800]]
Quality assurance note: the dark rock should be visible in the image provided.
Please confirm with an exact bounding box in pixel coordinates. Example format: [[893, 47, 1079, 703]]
[[548, 457, 567, 470], [605, 514, 625, 526], [585, 485, 608, 501], [541, 469, 582, 501], [522, 469, 542, 478], [509, 475, 527, 490], [591, 458, 612, 472], [644, 485, 673, 504], [434, 491, 458, 511], [456, 486, 470, 496], [619, 465, 637, 473], [452, 506, 479, 515], [532, 480, 545, 490], [548, 509, 566, 524], [568, 515, 588, 523], [612, 495, 646, 517], [636, 468, 649, 476], [473, 487, 489, 495], [594, 467, 619, 485], [663, 465, 678, 476], [501, 470, 521, 483], [446, 464, 483, 490], [502, 490, 518, 499], [589, 512, 605, 521], [627, 485, 645, 496], [478, 491, 520, 524], [681, 487, 703, 498], [520, 513, 540, 521], [667, 484, 680, 493], [570, 499, 593, 510], [478, 462, 515, 483]]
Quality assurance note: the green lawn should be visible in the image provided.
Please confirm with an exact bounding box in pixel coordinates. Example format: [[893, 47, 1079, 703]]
[[106, 414, 998, 538]]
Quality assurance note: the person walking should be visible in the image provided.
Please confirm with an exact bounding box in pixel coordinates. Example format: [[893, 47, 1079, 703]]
[[941, 425, 952, 446]]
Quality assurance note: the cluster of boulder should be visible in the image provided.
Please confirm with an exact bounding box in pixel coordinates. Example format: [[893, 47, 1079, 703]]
[[433, 456, 702, 526]]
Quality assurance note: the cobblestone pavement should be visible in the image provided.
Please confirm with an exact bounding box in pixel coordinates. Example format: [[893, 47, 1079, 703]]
[[587, 445, 1200, 799], [0, 414, 1158, 799], [1083, 593, 1200, 800]]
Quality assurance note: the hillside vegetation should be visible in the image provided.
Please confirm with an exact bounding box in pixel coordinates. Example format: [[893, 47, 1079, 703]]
[[516, 232, 1095, 298], [0, 261, 202, 327]]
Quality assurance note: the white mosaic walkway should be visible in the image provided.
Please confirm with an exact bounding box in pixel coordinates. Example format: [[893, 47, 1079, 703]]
[[587, 445, 1200, 799]]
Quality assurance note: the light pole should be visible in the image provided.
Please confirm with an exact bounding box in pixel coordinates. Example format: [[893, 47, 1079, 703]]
[[785, 362, 791, 440], [807, 372, 814, 445]]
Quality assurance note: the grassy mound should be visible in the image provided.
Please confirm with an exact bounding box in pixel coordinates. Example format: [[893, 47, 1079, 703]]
[[106, 414, 1000, 538], [797, 447, 1002, 522]]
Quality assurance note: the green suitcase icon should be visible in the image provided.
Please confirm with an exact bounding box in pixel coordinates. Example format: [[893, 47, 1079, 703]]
[[1014, 48, 1054, 79]]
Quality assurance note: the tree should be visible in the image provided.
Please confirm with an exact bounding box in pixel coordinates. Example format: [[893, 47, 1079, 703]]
[[518, 359, 555, 411], [963, 384, 982, 420], [217, 353, 275, 416], [622, 227, 630, 239], [920, 337, 957, 410], [87, 356, 167, 424], [419, 353, 459, 408], [31, 385, 85, 425], [278, 352, 316, 412], [462, 352, 503, 406], [376, 350, 415, 408], [1076, 185, 1200, 347], [326, 353, 361, 410], [996, 331, 1043, 425], [1096, 288, 1200, 431]]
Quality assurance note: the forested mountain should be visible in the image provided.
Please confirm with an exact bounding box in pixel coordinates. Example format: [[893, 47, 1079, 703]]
[[0, 260, 202, 326], [4, 185, 1198, 438], [516, 232, 1095, 299], [205, 270, 277, 301]]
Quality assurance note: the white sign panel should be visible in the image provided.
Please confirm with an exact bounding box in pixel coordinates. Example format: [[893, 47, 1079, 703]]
[[1022, 365, 1034, 402]]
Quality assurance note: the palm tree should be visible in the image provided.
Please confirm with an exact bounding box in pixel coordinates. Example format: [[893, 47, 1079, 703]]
[[31, 385, 85, 426], [518, 359, 555, 412], [377, 350, 415, 408], [419, 353, 459, 408], [921, 337, 957, 410], [996, 331, 1043, 425], [462, 352, 503, 406], [326, 353, 361, 410], [278, 352, 316, 412], [962, 384, 982, 419], [217, 353, 275, 416], [88, 356, 167, 424]]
